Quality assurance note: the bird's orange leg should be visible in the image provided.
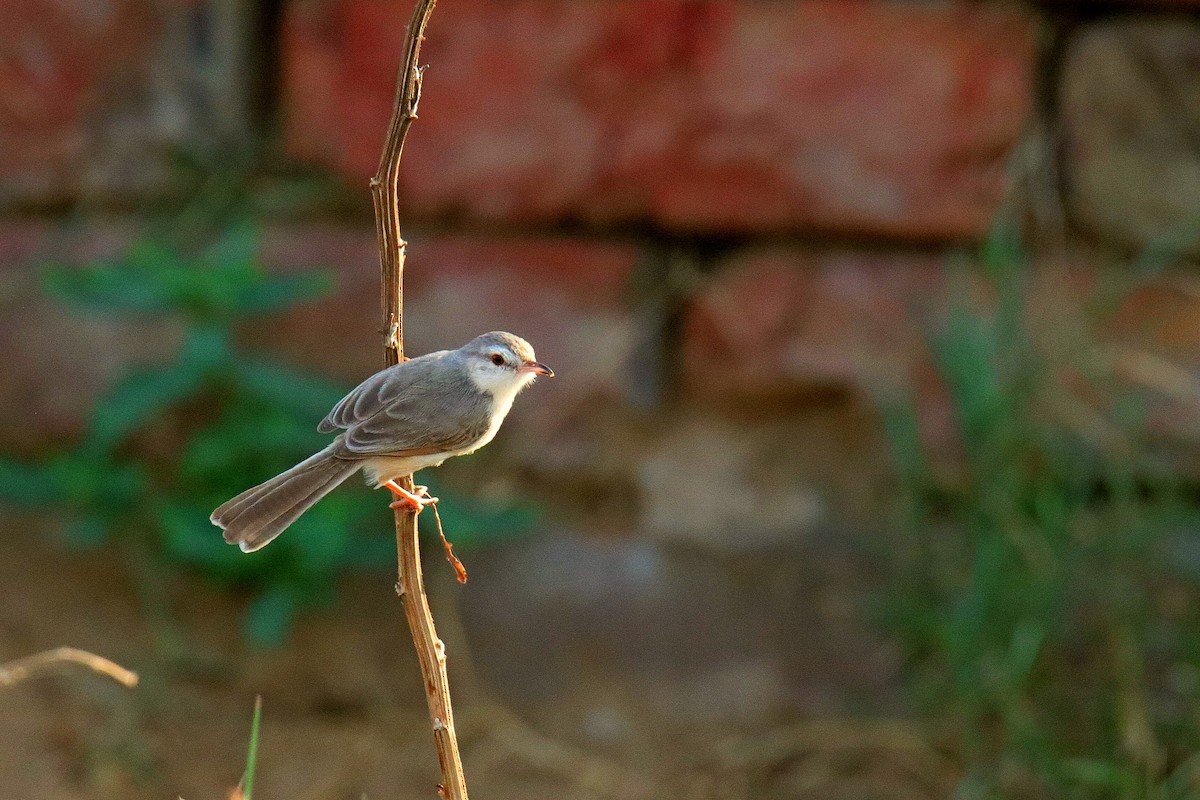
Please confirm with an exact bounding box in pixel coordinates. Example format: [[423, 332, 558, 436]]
[[383, 480, 439, 512]]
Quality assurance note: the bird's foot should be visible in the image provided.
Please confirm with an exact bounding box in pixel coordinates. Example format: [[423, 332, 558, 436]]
[[384, 481, 439, 512]]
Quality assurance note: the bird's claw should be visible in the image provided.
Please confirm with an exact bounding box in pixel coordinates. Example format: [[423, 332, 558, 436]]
[[386, 482, 439, 513]]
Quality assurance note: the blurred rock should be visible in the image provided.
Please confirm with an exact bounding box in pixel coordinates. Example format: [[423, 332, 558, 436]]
[[638, 413, 824, 551], [283, 0, 1032, 239], [2, 0, 150, 205], [636, 406, 890, 552], [681, 249, 943, 406], [0, 0, 260, 208], [1061, 17, 1200, 256], [458, 530, 901, 737]]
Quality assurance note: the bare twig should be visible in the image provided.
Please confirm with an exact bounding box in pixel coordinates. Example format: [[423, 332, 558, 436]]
[[431, 503, 468, 584], [0, 646, 138, 688], [368, 1, 469, 798]]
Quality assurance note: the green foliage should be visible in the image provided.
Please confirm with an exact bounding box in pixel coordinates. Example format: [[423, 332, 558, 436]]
[[1, 223, 539, 646], [240, 695, 263, 800], [881, 220, 1200, 798]]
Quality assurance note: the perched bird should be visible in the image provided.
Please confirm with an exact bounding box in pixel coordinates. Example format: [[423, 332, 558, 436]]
[[211, 331, 553, 553]]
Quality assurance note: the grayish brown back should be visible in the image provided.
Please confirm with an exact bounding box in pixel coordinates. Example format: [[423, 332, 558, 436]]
[[319, 350, 495, 457]]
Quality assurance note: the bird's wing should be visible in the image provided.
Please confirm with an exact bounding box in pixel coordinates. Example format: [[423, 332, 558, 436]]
[[319, 354, 493, 457]]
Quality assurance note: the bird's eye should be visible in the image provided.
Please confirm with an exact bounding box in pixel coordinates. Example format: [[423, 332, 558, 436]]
[[490, 353, 505, 366]]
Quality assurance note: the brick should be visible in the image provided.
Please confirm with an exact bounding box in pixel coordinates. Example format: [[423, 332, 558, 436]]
[[0, 221, 179, 451], [630, 3, 1032, 239], [636, 403, 896, 550], [0, 0, 262, 207], [257, 226, 637, 381], [282, 0, 1034, 240], [0, 0, 154, 204], [1060, 18, 1200, 256], [680, 248, 944, 403], [1043, 1, 1200, 7]]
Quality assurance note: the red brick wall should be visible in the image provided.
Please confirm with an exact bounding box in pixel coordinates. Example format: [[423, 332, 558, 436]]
[[283, 0, 1034, 240], [4, 0, 1200, 536]]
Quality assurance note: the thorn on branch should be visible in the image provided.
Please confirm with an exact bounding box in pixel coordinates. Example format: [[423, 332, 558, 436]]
[[410, 64, 428, 118]]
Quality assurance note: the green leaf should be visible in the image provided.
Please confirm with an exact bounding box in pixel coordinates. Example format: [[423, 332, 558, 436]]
[[44, 451, 146, 507], [418, 491, 541, 550], [202, 221, 259, 276], [159, 501, 249, 575], [1063, 758, 1136, 791], [980, 214, 1024, 279], [282, 511, 352, 573], [244, 585, 299, 647], [934, 296, 1006, 452], [179, 403, 328, 483], [39, 228, 326, 322], [178, 325, 232, 372], [240, 695, 263, 800], [235, 270, 334, 314], [64, 515, 111, 548], [0, 458, 67, 506], [84, 361, 209, 455], [232, 358, 346, 418], [879, 399, 928, 487], [1004, 619, 1046, 688], [42, 259, 175, 314], [124, 237, 180, 274], [41, 236, 187, 314]]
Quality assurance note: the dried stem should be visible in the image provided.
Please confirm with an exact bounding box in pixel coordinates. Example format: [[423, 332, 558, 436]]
[[368, 1, 468, 798], [0, 646, 139, 688]]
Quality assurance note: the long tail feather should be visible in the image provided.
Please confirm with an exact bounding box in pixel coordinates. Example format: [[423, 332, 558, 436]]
[[211, 448, 360, 552]]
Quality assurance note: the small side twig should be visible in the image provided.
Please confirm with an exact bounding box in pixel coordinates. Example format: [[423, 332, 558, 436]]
[[368, 1, 468, 799], [0, 646, 138, 689], [431, 503, 468, 584]]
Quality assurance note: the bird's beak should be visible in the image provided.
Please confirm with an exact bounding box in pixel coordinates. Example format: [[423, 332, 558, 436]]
[[520, 361, 554, 377]]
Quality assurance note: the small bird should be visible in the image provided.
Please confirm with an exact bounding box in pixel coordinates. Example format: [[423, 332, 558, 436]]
[[211, 331, 553, 553]]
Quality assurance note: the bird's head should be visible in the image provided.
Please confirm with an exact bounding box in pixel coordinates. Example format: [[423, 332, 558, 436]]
[[460, 331, 553, 397]]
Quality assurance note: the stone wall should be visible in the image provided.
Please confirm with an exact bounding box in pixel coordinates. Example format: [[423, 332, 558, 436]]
[[2, 0, 1199, 543]]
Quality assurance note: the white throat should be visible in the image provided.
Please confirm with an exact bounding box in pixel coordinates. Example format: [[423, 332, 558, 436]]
[[469, 366, 535, 420]]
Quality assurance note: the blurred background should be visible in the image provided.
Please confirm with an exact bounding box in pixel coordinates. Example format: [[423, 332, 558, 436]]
[[3, 0, 1200, 797]]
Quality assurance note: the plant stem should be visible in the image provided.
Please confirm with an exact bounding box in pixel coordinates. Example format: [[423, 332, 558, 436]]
[[241, 694, 263, 800], [367, 1, 468, 798], [0, 647, 138, 689]]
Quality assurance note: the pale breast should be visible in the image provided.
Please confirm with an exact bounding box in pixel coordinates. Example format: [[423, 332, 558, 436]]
[[459, 393, 514, 456]]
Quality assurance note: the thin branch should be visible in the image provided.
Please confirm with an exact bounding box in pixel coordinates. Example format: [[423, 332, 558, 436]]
[[368, 1, 469, 799], [0, 646, 139, 689]]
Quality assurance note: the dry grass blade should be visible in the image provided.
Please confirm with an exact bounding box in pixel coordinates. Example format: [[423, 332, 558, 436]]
[[0, 646, 138, 688]]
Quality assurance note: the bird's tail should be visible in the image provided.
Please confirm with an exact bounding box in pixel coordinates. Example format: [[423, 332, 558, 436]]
[[211, 447, 360, 553]]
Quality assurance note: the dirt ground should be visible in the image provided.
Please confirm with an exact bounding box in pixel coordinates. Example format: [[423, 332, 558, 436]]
[[0, 513, 958, 800]]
